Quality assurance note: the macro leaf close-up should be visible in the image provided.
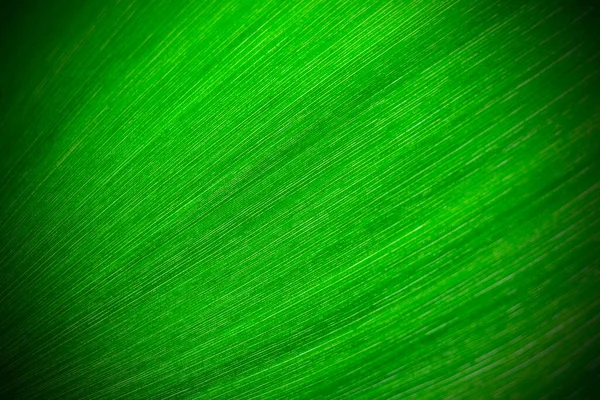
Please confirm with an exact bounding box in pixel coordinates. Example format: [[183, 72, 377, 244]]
[[0, 0, 599, 398]]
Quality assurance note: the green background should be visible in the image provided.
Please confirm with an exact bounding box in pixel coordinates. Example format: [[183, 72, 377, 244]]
[[1, 0, 599, 398]]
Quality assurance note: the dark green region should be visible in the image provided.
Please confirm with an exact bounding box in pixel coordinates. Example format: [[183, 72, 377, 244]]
[[0, 0, 599, 398]]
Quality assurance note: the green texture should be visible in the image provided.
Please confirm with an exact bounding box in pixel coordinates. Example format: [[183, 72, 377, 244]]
[[1, 0, 599, 398]]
